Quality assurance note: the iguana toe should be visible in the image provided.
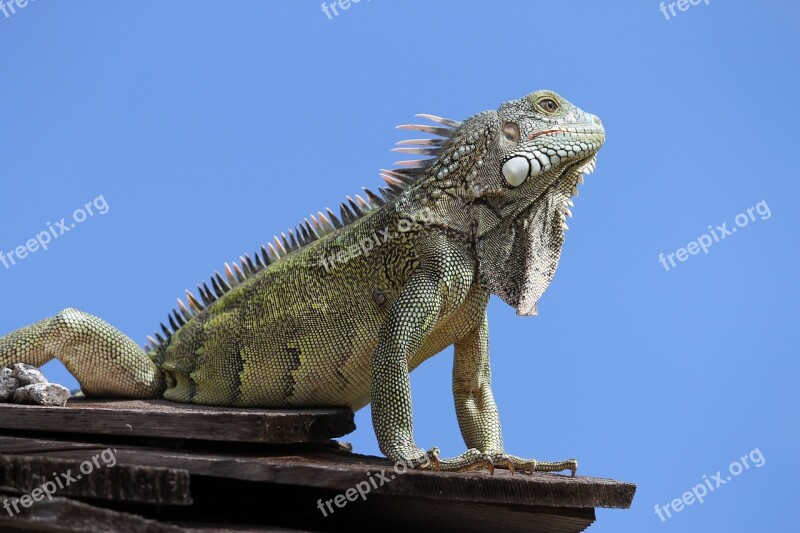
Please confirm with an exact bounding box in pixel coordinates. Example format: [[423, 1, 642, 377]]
[[419, 448, 495, 474], [487, 453, 515, 474], [495, 455, 578, 477]]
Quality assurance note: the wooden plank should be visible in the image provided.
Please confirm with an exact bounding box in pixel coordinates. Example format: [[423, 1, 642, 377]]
[[0, 453, 192, 505], [0, 473, 595, 533], [181, 527, 308, 532], [0, 492, 185, 533], [340, 496, 596, 533], [168, 474, 597, 533], [0, 399, 355, 444], [0, 434, 636, 510]]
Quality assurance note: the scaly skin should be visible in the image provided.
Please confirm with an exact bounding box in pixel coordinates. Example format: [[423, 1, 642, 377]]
[[0, 90, 604, 474]]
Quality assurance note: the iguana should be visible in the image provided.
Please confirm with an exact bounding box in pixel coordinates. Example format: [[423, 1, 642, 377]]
[[0, 90, 604, 475]]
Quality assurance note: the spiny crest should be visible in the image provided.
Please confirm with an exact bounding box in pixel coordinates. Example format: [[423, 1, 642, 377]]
[[145, 113, 462, 351]]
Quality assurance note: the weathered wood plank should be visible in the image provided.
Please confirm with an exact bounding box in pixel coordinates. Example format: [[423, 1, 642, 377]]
[[0, 434, 636, 510], [344, 496, 596, 533], [0, 403, 635, 530], [0, 491, 185, 532], [0, 399, 355, 444], [174, 477, 598, 533], [181, 527, 308, 532], [0, 454, 192, 505]]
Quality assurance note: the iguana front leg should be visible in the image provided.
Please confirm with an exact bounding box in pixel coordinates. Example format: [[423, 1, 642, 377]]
[[371, 266, 493, 472], [452, 311, 578, 476], [0, 308, 165, 398]]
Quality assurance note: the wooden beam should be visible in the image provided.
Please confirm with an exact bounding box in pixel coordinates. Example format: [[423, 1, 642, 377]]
[[0, 492, 185, 533], [0, 454, 192, 505], [0, 399, 355, 444], [0, 400, 636, 531], [0, 434, 635, 510]]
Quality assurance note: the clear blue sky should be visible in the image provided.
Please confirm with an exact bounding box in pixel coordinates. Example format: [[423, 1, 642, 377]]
[[1, 2, 797, 531]]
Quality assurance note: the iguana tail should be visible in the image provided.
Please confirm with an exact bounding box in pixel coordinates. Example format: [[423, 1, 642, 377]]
[[0, 308, 165, 398]]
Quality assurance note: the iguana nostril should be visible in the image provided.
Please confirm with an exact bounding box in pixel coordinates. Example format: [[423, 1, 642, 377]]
[[592, 115, 602, 127]]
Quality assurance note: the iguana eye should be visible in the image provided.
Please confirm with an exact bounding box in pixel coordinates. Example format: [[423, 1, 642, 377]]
[[537, 98, 560, 114], [502, 156, 530, 187], [502, 122, 520, 142]]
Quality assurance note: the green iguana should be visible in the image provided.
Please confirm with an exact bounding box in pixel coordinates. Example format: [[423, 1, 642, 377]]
[[0, 90, 604, 475]]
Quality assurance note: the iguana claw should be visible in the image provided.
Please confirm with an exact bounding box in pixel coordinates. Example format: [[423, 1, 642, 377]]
[[424, 447, 440, 470]]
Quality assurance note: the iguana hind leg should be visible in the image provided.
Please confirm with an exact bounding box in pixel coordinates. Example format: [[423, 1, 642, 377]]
[[0, 308, 165, 398]]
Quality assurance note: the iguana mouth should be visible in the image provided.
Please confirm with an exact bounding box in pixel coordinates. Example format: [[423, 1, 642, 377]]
[[527, 126, 603, 141], [527, 128, 579, 140]]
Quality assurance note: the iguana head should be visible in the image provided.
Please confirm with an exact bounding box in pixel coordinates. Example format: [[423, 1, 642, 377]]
[[457, 90, 605, 315]]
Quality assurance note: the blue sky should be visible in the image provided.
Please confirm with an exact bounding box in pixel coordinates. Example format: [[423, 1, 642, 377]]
[[1, 1, 797, 531]]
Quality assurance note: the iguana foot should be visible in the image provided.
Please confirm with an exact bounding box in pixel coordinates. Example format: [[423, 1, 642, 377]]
[[417, 448, 496, 473], [385, 441, 439, 467], [492, 454, 578, 477], [408, 448, 575, 476]]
